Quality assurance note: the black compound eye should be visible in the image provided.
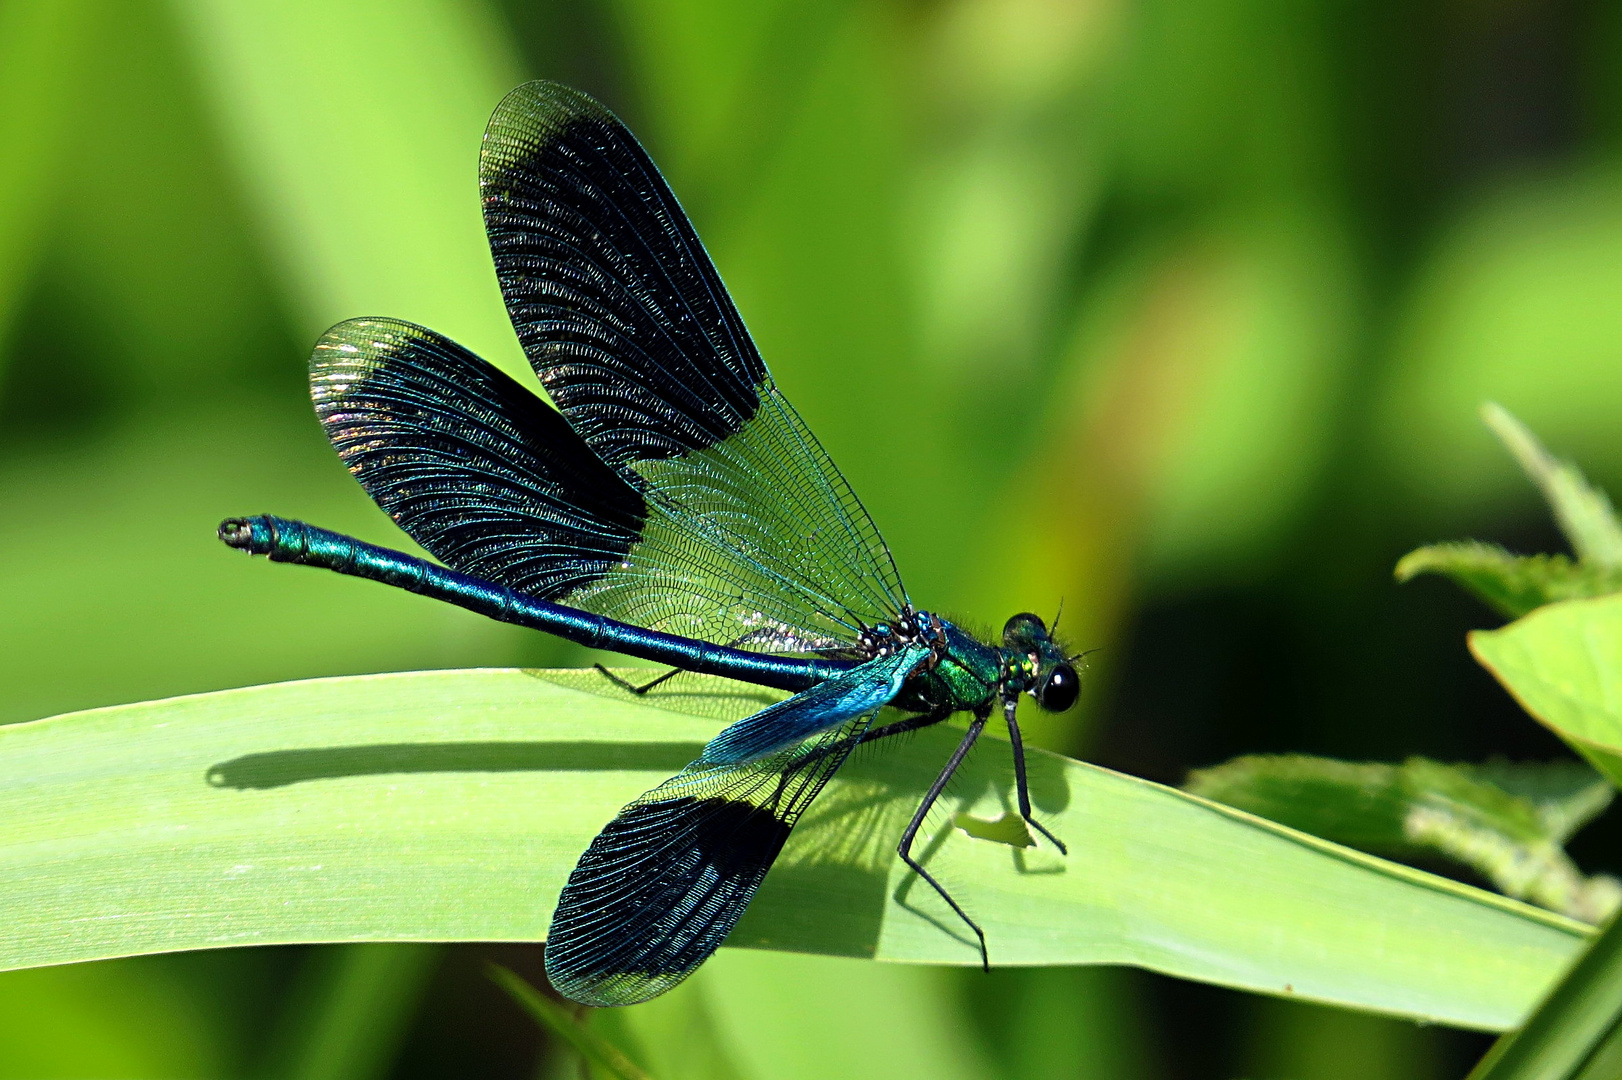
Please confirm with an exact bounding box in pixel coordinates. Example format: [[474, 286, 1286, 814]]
[[1003, 612, 1044, 634], [1002, 612, 1046, 645], [1039, 663, 1079, 712]]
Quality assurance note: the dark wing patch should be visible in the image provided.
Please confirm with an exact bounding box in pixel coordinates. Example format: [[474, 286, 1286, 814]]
[[306, 317, 885, 652], [544, 709, 876, 1006], [309, 317, 646, 599], [479, 81, 910, 648], [481, 80, 761, 466]]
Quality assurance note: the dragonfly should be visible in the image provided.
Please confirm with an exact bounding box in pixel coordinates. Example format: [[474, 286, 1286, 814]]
[[219, 81, 1081, 1008]]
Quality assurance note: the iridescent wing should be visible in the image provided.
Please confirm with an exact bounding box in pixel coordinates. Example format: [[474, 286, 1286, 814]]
[[480, 81, 908, 653], [543, 645, 926, 1006], [309, 318, 648, 601], [310, 318, 899, 652]]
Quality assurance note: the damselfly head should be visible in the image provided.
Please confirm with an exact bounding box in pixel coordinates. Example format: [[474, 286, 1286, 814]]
[[1001, 612, 1081, 712]]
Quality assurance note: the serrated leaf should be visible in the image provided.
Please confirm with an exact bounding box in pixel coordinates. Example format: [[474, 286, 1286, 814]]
[[1482, 403, 1622, 569], [1471, 594, 1622, 787], [1396, 543, 1622, 619], [1465, 759, 1617, 844], [1186, 755, 1618, 922], [0, 669, 1594, 1031]]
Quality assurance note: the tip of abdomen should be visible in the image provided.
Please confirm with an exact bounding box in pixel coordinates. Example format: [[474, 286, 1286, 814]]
[[218, 516, 267, 553]]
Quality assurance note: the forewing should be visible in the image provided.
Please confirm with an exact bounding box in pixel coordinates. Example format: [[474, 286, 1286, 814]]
[[309, 317, 648, 600], [480, 81, 908, 652], [542, 690, 900, 1006]]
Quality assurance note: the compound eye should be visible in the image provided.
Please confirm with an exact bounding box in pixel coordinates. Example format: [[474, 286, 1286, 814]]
[[1038, 663, 1079, 712], [1002, 612, 1046, 642]]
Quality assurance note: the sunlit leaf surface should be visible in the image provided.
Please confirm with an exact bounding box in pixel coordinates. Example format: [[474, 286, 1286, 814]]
[[0, 669, 1587, 1031], [1472, 594, 1622, 787], [1466, 913, 1622, 1080]]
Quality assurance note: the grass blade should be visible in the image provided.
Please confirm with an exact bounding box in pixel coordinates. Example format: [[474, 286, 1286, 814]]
[[489, 965, 653, 1080], [1467, 913, 1622, 1079], [261, 944, 438, 1080], [0, 669, 1590, 1031]]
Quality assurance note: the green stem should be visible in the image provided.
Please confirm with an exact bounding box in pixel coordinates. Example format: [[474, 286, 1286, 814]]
[[488, 965, 654, 1080], [262, 943, 439, 1080]]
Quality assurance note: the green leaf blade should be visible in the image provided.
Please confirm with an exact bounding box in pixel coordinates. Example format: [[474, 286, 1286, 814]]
[[1467, 913, 1622, 1080], [0, 670, 1590, 1031]]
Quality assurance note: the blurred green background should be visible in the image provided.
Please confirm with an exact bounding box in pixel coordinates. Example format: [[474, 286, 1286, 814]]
[[1, 0, 1619, 1076]]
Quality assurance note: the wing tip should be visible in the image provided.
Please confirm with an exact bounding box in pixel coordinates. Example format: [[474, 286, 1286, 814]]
[[541, 961, 690, 1008], [308, 317, 429, 387], [540, 791, 795, 1004], [481, 80, 623, 174]]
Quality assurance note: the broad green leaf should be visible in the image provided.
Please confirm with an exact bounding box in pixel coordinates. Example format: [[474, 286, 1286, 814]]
[[1187, 755, 1618, 923], [1482, 403, 1622, 569], [1396, 543, 1622, 620], [0, 670, 1590, 1031], [1471, 594, 1622, 787], [1467, 913, 1622, 1080]]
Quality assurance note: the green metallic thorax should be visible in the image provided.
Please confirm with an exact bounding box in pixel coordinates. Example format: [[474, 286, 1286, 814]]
[[894, 621, 1023, 715], [888, 611, 1071, 718]]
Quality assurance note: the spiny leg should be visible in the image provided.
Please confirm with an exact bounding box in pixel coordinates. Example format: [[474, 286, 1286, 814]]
[[592, 663, 683, 695], [794, 707, 953, 773], [1002, 697, 1067, 854], [897, 707, 991, 971], [858, 706, 953, 746]]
